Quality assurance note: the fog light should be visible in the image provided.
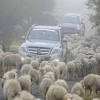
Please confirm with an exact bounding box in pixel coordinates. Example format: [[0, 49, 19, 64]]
[[54, 59, 60, 62]]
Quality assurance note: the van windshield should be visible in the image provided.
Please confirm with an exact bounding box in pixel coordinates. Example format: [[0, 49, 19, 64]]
[[27, 29, 59, 41]]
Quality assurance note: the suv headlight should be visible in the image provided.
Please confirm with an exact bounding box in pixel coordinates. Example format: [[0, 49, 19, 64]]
[[51, 48, 61, 54], [20, 47, 27, 52]]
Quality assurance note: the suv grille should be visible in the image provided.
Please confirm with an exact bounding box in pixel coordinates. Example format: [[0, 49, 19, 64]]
[[28, 46, 50, 55]]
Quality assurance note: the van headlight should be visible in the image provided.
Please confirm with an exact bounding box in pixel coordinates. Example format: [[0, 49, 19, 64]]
[[20, 47, 27, 52], [51, 48, 60, 54]]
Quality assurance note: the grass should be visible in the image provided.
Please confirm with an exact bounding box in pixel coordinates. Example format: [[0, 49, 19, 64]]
[[84, 90, 100, 100]]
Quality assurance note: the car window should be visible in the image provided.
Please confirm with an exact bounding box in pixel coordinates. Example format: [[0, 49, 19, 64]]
[[27, 29, 59, 41], [59, 15, 79, 24]]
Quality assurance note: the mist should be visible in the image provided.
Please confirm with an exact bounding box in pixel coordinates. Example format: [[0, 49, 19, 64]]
[[52, 0, 96, 36]]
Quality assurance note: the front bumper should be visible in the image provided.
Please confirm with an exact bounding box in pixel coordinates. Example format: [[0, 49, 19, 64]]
[[19, 49, 63, 62]]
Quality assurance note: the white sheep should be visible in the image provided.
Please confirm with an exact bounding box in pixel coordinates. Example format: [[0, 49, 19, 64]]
[[40, 61, 48, 67], [29, 69, 42, 94], [20, 64, 33, 75], [46, 84, 67, 100], [89, 57, 98, 71], [54, 67, 60, 80], [10, 46, 19, 54], [3, 79, 21, 100], [64, 93, 83, 100], [73, 60, 83, 78], [1, 69, 17, 88], [23, 57, 31, 65], [67, 61, 75, 80], [3, 54, 22, 73], [50, 60, 58, 67], [54, 79, 68, 92], [71, 82, 85, 98], [40, 78, 53, 100], [82, 74, 100, 99], [13, 90, 36, 100], [43, 72, 55, 82], [30, 59, 39, 70], [57, 62, 66, 79], [81, 57, 92, 76], [18, 75, 32, 93]]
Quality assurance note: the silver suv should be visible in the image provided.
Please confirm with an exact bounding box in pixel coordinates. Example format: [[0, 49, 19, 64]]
[[58, 13, 85, 36], [19, 25, 67, 62]]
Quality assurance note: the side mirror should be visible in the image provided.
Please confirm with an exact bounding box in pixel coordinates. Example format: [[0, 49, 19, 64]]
[[21, 36, 26, 40], [62, 38, 67, 43]]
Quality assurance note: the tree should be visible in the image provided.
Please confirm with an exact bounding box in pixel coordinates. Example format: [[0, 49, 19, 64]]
[[86, 0, 100, 35], [0, 0, 56, 50]]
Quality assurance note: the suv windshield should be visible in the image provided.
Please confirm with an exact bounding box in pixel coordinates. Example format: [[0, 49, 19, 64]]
[[59, 15, 79, 24], [27, 29, 59, 41]]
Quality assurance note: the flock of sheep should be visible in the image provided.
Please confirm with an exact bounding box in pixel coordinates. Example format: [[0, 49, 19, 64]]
[[0, 34, 100, 100]]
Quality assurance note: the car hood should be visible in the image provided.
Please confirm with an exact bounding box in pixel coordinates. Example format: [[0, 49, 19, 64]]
[[22, 40, 60, 48], [59, 23, 79, 28]]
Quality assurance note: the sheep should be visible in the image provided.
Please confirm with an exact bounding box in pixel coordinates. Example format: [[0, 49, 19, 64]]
[[89, 57, 98, 71], [40, 78, 53, 100], [3, 79, 21, 100], [40, 61, 48, 67], [3, 54, 22, 73], [50, 60, 58, 67], [73, 60, 83, 78], [54, 67, 60, 80], [54, 79, 68, 92], [10, 46, 19, 54], [81, 57, 92, 76], [81, 74, 100, 99], [67, 61, 75, 80], [29, 69, 42, 94], [23, 57, 31, 65], [64, 93, 83, 100], [20, 64, 33, 75], [18, 75, 32, 93], [94, 53, 100, 65], [13, 90, 36, 100], [71, 82, 85, 98], [1, 69, 17, 88], [30, 59, 39, 70], [43, 64, 54, 73], [43, 72, 55, 82], [57, 62, 66, 79], [46, 84, 67, 100]]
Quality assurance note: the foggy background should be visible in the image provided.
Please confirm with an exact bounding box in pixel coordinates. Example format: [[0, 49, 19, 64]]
[[52, 0, 96, 36], [0, 0, 96, 50]]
